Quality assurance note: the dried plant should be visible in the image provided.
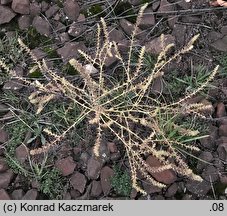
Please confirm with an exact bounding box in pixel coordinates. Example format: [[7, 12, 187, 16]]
[[0, 3, 219, 195]]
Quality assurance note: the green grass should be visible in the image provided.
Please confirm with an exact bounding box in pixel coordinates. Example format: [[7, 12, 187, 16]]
[[111, 165, 132, 197]]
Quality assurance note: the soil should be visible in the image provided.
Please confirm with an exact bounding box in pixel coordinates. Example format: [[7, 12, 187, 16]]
[[0, 0, 227, 200]]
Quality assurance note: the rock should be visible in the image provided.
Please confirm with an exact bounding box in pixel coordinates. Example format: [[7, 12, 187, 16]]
[[11, 189, 24, 200], [79, 152, 90, 170], [70, 189, 80, 199], [207, 31, 223, 43], [86, 157, 102, 179], [196, 151, 213, 172], [63, 192, 71, 200], [0, 5, 16, 25], [55, 156, 76, 176], [145, 34, 175, 55], [119, 19, 142, 37], [186, 180, 211, 196], [221, 25, 227, 35], [91, 180, 102, 197], [83, 64, 98, 75], [110, 152, 121, 161], [217, 143, 227, 162], [15, 144, 28, 163], [12, 0, 30, 15], [159, 0, 174, 12], [172, 24, 187, 47], [3, 79, 24, 91], [70, 172, 87, 193], [216, 102, 226, 118], [1, 0, 12, 5], [139, 7, 155, 29], [201, 165, 219, 182], [32, 16, 51, 37], [41, 1, 49, 12], [200, 125, 218, 149], [0, 104, 9, 115], [0, 170, 14, 188], [165, 183, 178, 198], [68, 22, 86, 37], [22, 189, 38, 200], [45, 4, 60, 18], [130, 188, 137, 199], [0, 157, 8, 172], [0, 189, 10, 200], [63, 0, 80, 21], [95, 141, 110, 163], [107, 142, 118, 153], [57, 42, 86, 63], [18, 15, 32, 30], [31, 48, 47, 60], [100, 166, 114, 196], [176, 0, 192, 9], [55, 22, 66, 33], [181, 16, 201, 24], [219, 124, 227, 136], [59, 32, 70, 43], [210, 35, 227, 52], [146, 155, 177, 185], [0, 128, 9, 143], [30, 2, 41, 17], [142, 180, 162, 194], [109, 27, 125, 42]]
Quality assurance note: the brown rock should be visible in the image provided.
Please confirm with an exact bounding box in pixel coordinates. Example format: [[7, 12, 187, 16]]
[[219, 124, 227, 136], [91, 180, 102, 197], [41, 1, 49, 12], [18, 15, 32, 30], [22, 189, 38, 200], [15, 144, 28, 163], [70, 189, 80, 199], [32, 16, 51, 37], [210, 35, 227, 52], [63, 0, 80, 21], [3, 79, 24, 91], [142, 180, 162, 194], [165, 183, 178, 198], [68, 22, 86, 37], [0, 189, 10, 200], [146, 155, 177, 185], [201, 165, 219, 182], [145, 34, 175, 55], [0, 5, 16, 25], [119, 19, 142, 37], [45, 4, 60, 18], [186, 180, 211, 196], [57, 42, 86, 63], [0, 157, 8, 172], [217, 143, 227, 162], [0, 170, 14, 188], [200, 125, 218, 149], [100, 166, 114, 196], [86, 157, 102, 179], [12, 0, 30, 14], [70, 172, 87, 193], [172, 24, 187, 47], [0, 128, 8, 143], [30, 2, 41, 17], [207, 31, 223, 43], [139, 7, 155, 29], [55, 156, 76, 176], [1, 0, 13, 5], [107, 142, 118, 153], [196, 151, 213, 172], [11, 189, 24, 200], [159, 0, 174, 13], [216, 102, 226, 118], [109, 27, 125, 42]]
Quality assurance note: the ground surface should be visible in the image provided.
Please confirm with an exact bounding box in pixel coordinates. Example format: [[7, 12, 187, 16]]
[[0, 0, 227, 200]]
